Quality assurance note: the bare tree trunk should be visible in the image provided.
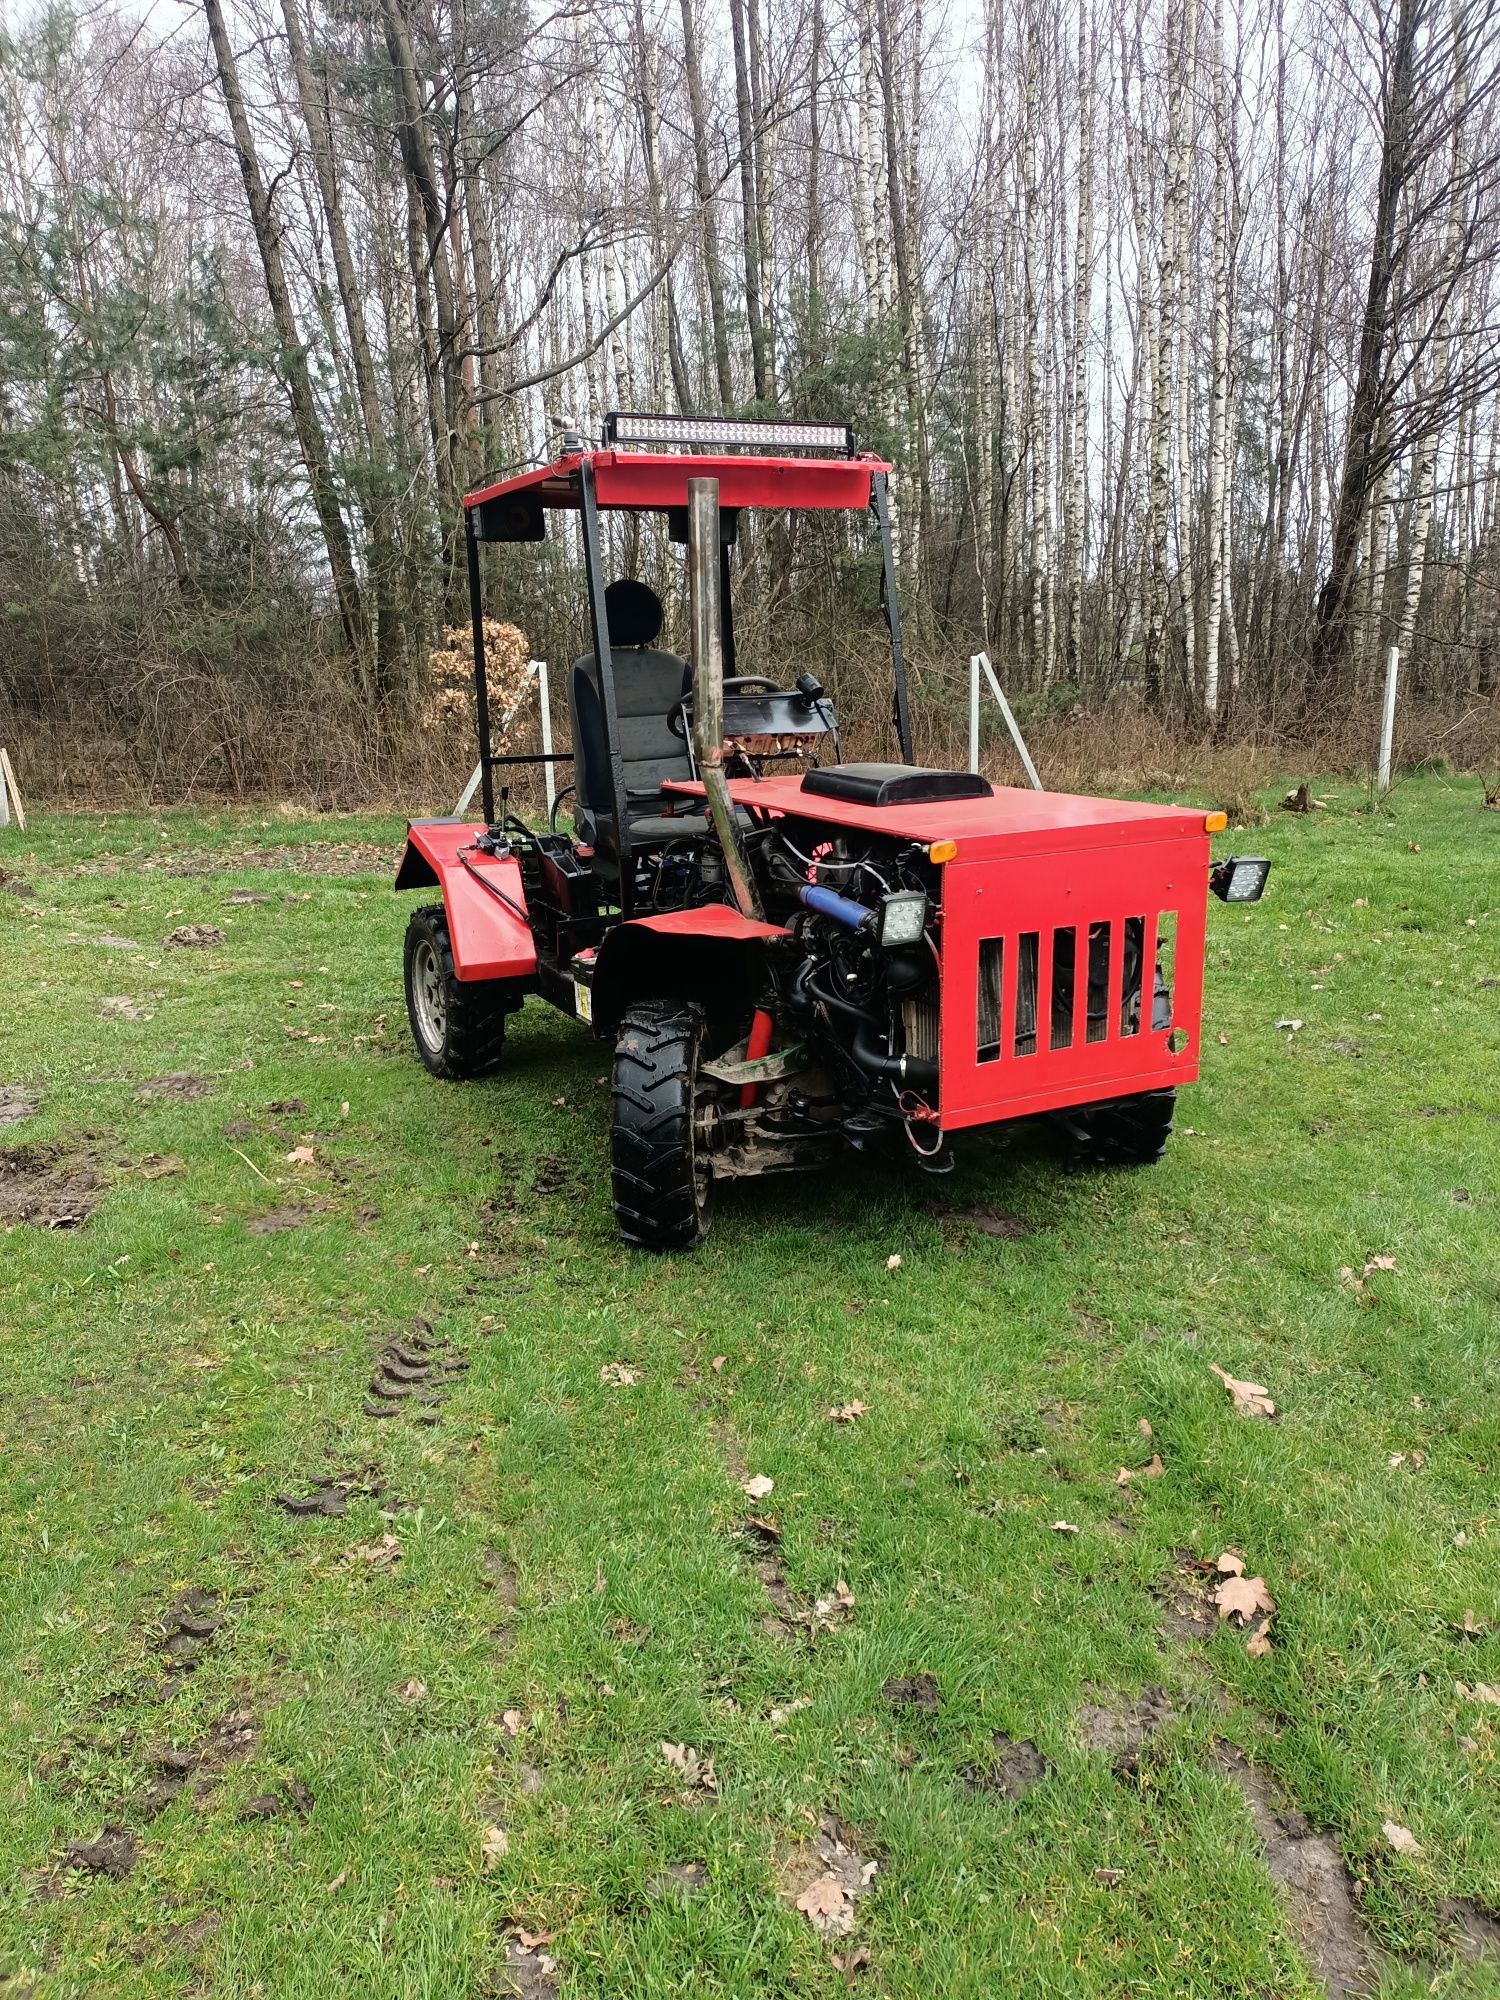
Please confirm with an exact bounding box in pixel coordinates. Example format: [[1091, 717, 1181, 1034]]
[[1202, 0, 1231, 721], [279, 0, 403, 696], [202, 0, 368, 684], [1065, 0, 1095, 682], [728, 0, 771, 402], [680, 0, 734, 406]]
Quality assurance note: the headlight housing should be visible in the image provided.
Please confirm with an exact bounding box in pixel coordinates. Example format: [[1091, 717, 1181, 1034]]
[[877, 890, 929, 947], [1210, 856, 1271, 903]]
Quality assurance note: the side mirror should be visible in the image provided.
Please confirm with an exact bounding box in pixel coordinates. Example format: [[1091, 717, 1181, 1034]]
[[1210, 856, 1271, 904]]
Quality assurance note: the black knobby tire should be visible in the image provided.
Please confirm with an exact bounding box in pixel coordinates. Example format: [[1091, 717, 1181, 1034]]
[[403, 904, 510, 1081], [1062, 1087, 1176, 1165], [610, 1000, 714, 1252], [1056, 964, 1176, 1165]]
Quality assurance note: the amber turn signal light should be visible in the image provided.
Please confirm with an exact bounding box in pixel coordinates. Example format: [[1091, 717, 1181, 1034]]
[[1203, 811, 1229, 833], [927, 839, 959, 863]]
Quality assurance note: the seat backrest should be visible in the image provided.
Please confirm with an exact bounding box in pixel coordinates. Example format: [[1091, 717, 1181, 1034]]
[[567, 580, 691, 837]]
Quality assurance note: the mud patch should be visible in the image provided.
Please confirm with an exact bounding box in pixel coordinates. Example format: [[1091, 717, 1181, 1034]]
[[1157, 1553, 1220, 1642], [225, 890, 269, 905], [245, 1204, 317, 1235], [101, 995, 153, 1021], [883, 1673, 940, 1713], [0, 864, 35, 897], [136, 1073, 214, 1102], [0, 1140, 104, 1228], [1440, 1896, 1500, 1962], [0, 1086, 40, 1124], [275, 1464, 385, 1520], [164, 924, 226, 949], [157, 1588, 225, 1673], [363, 1324, 468, 1427], [929, 1201, 1031, 1239], [481, 1547, 521, 1607], [1213, 1742, 1375, 1998], [959, 1732, 1050, 1799], [60, 1825, 138, 1880], [490, 1936, 561, 1998], [777, 1816, 878, 1938], [646, 1859, 707, 1902], [1078, 1686, 1175, 1773]]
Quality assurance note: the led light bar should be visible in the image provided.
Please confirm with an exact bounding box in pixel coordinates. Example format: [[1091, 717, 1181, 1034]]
[[603, 411, 856, 455]]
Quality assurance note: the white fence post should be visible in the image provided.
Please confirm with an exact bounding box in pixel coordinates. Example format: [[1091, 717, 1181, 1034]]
[[453, 660, 556, 817], [1377, 645, 1400, 793], [970, 653, 1044, 791]]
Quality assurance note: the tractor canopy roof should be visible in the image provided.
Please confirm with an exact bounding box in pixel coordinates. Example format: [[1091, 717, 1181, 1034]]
[[463, 412, 891, 542]]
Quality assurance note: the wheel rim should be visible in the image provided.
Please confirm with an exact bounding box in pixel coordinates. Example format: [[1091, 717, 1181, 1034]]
[[411, 937, 447, 1050]]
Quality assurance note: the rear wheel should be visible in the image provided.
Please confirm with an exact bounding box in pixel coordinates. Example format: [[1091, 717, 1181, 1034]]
[[403, 904, 511, 1080], [610, 1000, 715, 1251]]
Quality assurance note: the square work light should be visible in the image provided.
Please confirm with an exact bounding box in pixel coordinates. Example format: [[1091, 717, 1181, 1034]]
[[1210, 856, 1272, 904], [877, 890, 929, 947]]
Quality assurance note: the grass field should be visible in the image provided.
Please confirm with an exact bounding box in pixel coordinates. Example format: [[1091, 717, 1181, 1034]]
[[1, 775, 1497, 2000]]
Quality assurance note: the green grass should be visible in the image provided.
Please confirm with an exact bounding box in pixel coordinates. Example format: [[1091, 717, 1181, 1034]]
[[1, 777, 1497, 1999]]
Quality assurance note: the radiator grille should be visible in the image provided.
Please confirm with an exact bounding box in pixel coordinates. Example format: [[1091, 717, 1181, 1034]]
[[974, 914, 1172, 1065], [902, 995, 941, 1065]]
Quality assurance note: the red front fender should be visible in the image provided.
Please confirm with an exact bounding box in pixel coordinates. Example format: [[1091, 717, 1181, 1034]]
[[395, 820, 538, 982], [590, 904, 789, 1036]]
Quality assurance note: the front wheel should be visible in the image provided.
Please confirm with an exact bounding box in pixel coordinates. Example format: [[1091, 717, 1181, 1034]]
[[1054, 1087, 1176, 1164], [610, 1001, 715, 1251], [403, 904, 512, 1080]]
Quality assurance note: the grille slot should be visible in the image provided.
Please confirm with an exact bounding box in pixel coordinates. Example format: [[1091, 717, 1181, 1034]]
[[976, 936, 1003, 1062]]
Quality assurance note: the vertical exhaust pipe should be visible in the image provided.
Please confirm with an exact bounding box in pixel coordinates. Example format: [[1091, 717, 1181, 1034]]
[[687, 476, 764, 920]]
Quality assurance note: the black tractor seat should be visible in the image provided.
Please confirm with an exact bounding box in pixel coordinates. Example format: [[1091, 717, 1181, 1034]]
[[568, 579, 696, 857], [800, 763, 994, 807]]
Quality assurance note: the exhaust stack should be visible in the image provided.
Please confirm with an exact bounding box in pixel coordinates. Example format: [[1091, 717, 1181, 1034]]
[[687, 477, 764, 920]]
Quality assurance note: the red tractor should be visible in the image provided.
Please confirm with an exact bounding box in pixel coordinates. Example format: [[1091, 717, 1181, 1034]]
[[396, 413, 1268, 1250]]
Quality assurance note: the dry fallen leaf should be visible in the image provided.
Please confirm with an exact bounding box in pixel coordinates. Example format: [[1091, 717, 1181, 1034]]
[[399, 1677, 428, 1702], [1138, 1418, 1154, 1439], [500, 1708, 523, 1737], [1274, 1018, 1304, 1032], [795, 1874, 850, 1924], [324, 1867, 347, 1893], [1215, 1550, 1247, 1577], [1246, 1629, 1273, 1657], [1210, 1364, 1277, 1419], [1363, 1252, 1398, 1276], [513, 1928, 554, 1950], [743, 1474, 774, 1500], [660, 1741, 717, 1792], [811, 1579, 855, 1623], [1214, 1574, 1275, 1623], [285, 1145, 316, 1165], [1383, 1819, 1423, 1857], [1456, 1681, 1500, 1706], [1051, 1520, 1080, 1535], [1116, 1454, 1165, 1486], [768, 1695, 813, 1729], [885, 1253, 902, 1271], [599, 1361, 640, 1386], [830, 1946, 871, 1973], [480, 1824, 509, 1869], [827, 1400, 869, 1423], [711, 1355, 727, 1372]]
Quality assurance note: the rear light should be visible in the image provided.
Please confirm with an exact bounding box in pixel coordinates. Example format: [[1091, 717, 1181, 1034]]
[[1211, 856, 1271, 903]]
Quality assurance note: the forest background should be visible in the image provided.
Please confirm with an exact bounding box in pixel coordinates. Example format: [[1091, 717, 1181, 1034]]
[[2, 0, 1498, 803]]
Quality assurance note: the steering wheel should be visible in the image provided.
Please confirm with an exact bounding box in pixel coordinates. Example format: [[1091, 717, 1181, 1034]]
[[666, 676, 783, 740]]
